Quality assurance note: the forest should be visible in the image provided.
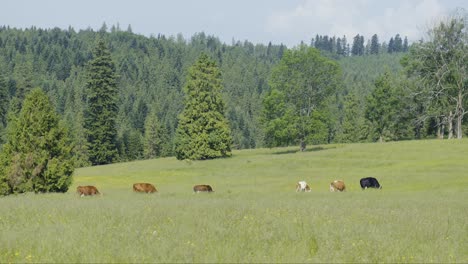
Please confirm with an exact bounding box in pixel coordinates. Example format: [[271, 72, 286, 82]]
[[0, 17, 466, 166]]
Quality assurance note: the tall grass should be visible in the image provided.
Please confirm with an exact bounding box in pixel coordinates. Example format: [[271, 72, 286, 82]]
[[1, 139, 467, 263]]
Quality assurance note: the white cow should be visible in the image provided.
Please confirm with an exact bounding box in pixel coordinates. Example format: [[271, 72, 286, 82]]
[[296, 181, 311, 192]]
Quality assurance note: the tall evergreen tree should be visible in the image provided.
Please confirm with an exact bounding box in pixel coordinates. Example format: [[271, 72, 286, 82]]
[[351, 34, 361, 56], [0, 72, 9, 145], [365, 72, 399, 142], [84, 40, 119, 165], [388, 37, 395, 53], [174, 53, 232, 160], [143, 108, 167, 159], [337, 92, 367, 142], [403, 36, 409, 52], [351, 34, 365, 56], [0, 72, 8, 128], [0, 88, 74, 195], [394, 34, 403, 52], [370, 34, 380, 54]]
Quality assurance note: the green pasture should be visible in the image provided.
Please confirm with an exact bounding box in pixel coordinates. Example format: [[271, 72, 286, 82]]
[[1, 139, 467, 263]]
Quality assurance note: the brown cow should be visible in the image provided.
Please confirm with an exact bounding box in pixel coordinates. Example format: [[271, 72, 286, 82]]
[[76, 186, 100, 197], [133, 183, 157, 193], [329, 180, 346, 192], [193, 184, 213, 193]]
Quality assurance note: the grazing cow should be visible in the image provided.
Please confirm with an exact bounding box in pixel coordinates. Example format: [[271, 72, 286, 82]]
[[133, 183, 158, 193], [329, 180, 346, 192], [360, 177, 382, 189], [193, 184, 213, 193], [76, 186, 100, 197], [296, 181, 311, 192]]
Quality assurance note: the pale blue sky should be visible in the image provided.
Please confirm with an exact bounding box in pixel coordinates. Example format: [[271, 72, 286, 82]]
[[2, 0, 466, 47]]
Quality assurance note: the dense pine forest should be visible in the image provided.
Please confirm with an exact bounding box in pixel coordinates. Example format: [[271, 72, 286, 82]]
[[0, 21, 465, 166]]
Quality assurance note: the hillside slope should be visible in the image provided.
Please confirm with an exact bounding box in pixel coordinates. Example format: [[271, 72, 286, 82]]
[[1, 140, 467, 262]]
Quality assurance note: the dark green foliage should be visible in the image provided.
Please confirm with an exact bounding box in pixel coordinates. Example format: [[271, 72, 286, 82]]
[[0, 72, 8, 127], [0, 88, 74, 195], [0, 25, 422, 165], [175, 54, 232, 160], [144, 108, 170, 159], [365, 72, 400, 142], [370, 34, 380, 55], [84, 40, 119, 165], [351, 34, 365, 56], [336, 92, 367, 143], [0, 71, 8, 145]]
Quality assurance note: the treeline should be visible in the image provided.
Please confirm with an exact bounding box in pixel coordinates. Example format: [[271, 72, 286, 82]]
[[0, 25, 285, 165], [312, 33, 408, 57], [0, 20, 464, 166]]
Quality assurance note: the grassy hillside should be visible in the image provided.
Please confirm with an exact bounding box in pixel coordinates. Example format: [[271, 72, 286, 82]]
[[1, 140, 467, 263]]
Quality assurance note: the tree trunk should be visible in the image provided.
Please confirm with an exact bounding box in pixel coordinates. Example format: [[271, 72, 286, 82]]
[[457, 91, 463, 139], [300, 140, 306, 152], [457, 113, 462, 139], [379, 135, 383, 143], [437, 117, 444, 139], [448, 111, 453, 139]]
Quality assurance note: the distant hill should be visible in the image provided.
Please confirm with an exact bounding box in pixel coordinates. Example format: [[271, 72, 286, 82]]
[[0, 26, 407, 162]]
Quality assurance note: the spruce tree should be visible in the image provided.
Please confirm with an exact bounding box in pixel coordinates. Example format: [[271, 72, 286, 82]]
[[0, 88, 74, 195], [365, 72, 399, 142], [84, 40, 118, 165], [394, 34, 403, 52], [0, 72, 8, 128], [370, 34, 380, 54], [143, 109, 166, 159], [403, 36, 409, 52], [175, 53, 232, 160], [0, 76, 7, 145], [388, 37, 395, 53]]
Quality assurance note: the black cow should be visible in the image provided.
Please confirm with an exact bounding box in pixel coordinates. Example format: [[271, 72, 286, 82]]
[[360, 177, 382, 189]]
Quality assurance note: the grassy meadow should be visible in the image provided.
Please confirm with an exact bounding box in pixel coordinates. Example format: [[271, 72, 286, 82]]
[[0, 139, 467, 263]]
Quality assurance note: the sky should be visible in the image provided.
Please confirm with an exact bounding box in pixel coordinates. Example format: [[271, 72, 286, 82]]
[[2, 0, 467, 47]]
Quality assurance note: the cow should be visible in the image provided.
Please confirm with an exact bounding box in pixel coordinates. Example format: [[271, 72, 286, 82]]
[[76, 186, 100, 197], [296, 181, 311, 192], [360, 177, 382, 189], [329, 180, 346, 192], [193, 184, 213, 193], [133, 183, 158, 193]]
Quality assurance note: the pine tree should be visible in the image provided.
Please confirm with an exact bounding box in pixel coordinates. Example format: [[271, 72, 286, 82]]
[[403, 36, 409, 52], [388, 37, 395, 53], [365, 72, 399, 142], [394, 34, 403, 52], [351, 34, 365, 56], [337, 92, 367, 142], [143, 109, 165, 159], [359, 35, 365, 55], [0, 72, 8, 127], [370, 34, 380, 54], [13, 60, 34, 103], [175, 53, 232, 160], [84, 40, 119, 165], [0, 88, 74, 195], [0, 72, 9, 145]]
